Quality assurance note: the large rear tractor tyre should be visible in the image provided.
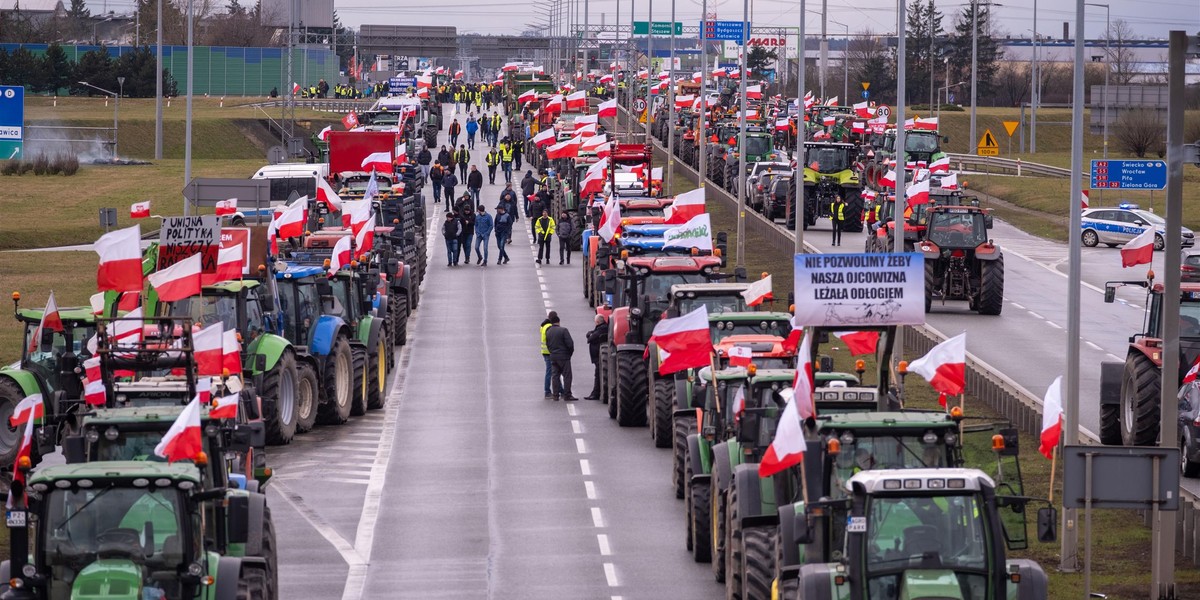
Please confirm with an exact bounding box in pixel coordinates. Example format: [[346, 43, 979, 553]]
[[841, 187, 864, 232], [318, 336, 354, 425], [1121, 353, 1161, 447], [652, 377, 673, 448], [673, 414, 696, 499], [1099, 404, 1122, 445], [779, 577, 800, 600], [711, 481, 728, 583], [977, 254, 1005, 316], [261, 351, 299, 445], [690, 465, 713, 562], [741, 527, 777, 600], [350, 345, 368, 417], [725, 480, 744, 600], [262, 504, 279, 599], [294, 363, 319, 434], [615, 351, 649, 427], [924, 260, 935, 313], [235, 566, 269, 600], [0, 378, 25, 466], [390, 293, 409, 346], [367, 336, 389, 410]]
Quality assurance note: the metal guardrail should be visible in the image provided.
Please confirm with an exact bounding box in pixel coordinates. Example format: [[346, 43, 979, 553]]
[[618, 105, 1200, 560], [246, 99, 377, 113], [945, 152, 1078, 179]]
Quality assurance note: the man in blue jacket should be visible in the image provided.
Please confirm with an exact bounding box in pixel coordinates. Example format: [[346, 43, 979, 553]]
[[493, 205, 513, 265], [466, 115, 479, 150], [474, 205, 494, 267]]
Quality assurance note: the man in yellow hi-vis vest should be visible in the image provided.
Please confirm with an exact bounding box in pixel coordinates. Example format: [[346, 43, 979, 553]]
[[540, 312, 556, 398], [830, 196, 847, 247]]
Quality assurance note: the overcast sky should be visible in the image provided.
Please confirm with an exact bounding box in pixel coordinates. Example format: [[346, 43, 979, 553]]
[[332, 0, 1199, 39]]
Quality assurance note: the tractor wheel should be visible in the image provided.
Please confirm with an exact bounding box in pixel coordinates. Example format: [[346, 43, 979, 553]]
[[318, 335, 354, 425], [598, 343, 611, 404], [741, 526, 777, 600], [1183, 432, 1200, 477], [583, 264, 591, 299], [841, 187, 864, 232], [673, 414, 696, 499], [689, 462, 712, 562], [652, 377, 673, 448], [711, 480, 728, 583], [350, 345, 368, 417], [261, 504, 279, 599], [0, 378, 25, 466], [615, 351, 649, 427], [779, 577, 800, 600], [977, 254, 1005, 316], [260, 351, 299, 445], [1099, 403, 1122, 445], [391, 293, 409, 346], [1121, 352, 1161, 446], [725, 479, 744, 600], [235, 564, 269, 600], [294, 363, 319, 434], [367, 335, 389, 410], [924, 259, 935, 313]]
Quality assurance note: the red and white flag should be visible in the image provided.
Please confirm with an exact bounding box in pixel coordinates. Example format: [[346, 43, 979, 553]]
[[9, 394, 43, 428], [597, 98, 617, 118], [454, 70, 464, 79], [663, 187, 706, 224], [329, 234, 353, 276], [7, 413, 34, 508], [908, 332, 966, 406], [27, 291, 65, 353], [318, 125, 332, 141], [518, 89, 538, 105], [154, 395, 203, 463], [853, 101, 873, 118], [210, 393, 240, 420], [599, 74, 614, 84], [905, 178, 931, 206], [826, 96, 838, 106], [110, 306, 145, 347], [914, 116, 939, 131], [1081, 190, 1090, 209], [1039, 376, 1063, 460], [728, 346, 753, 368], [532, 128, 557, 148], [691, 71, 703, 84], [741, 275, 773, 307], [316, 177, 343, 212], [879, 169, 897, 189], [544, 95, 565, 114], [193, 322, 224, 376], [215, 198, 238, 216], [746, 84, 762, 100], [930, 155, 951, 173], [940, 172, 959, 190], [580, 157, 609, 196], [597, 196, 622, 243], [291, 82, 300, 95], [95, 225, 144, 292], [147, 253, 202, 302], [833, 331, 880, 356], [545, 137, 582, 160], [565, 90, 588, 110], [775, 118, 790, 131], [222, 329, 242, 375], [732, 383, 747, 419], [1120, 226, 1157, 268], [650, 306, 713, 375], [675, 94, 695, 109], [416, 75, 433, 89], [341, 199, 373, 232], [270, 200, 308, 251], [130, 201, 151, 219], [758, 381, 807, 477], [1185, 355, 1200, 384], [342, 111, 359, 130], [851, 121, 866, 134], [84, 377, 106, 406], [361, 151, 392, 172], [502, 62, 520, 72], [354, 217, 374, 254], [202, 244, 243, 286]]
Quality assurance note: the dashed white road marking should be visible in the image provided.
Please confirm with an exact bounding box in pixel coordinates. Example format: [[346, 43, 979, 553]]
[[576, 438, 588, 454], [580, 459, 592, 475], [1027, 311, 1044, 320], [1011, 302, 1026, 310], [571, 420, 582, 434], [597, 534, 612, 556], [603, 563, 619, 587], [585, 480, 596, 499], [567, 404, 578, 416], [591, 507, 605, 528], [1046, 321, 1063, 330]]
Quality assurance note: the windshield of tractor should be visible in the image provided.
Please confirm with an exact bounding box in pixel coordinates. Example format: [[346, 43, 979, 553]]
[[829, 435, 950, 499], [330, 277, 359, 322], [676, 295, 749, 316], [23, 323, 92, 392], [905, 132, 940, 154], [864, 493, 989, 599], [93, 431, 169, 462], [643, 273, 710, 301], [927, 210, 988, 249], [745, 136, 772, 158], [277, 280, 320, 343], [44, 486, 195, 599], [807, 146, 851, 174]]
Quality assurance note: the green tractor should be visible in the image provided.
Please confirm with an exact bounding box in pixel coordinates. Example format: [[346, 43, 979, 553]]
[[801, 141, 864, 232], [722, 127, 782, 197], [0, 297, 96, 467], [2, 461, 274, 599]]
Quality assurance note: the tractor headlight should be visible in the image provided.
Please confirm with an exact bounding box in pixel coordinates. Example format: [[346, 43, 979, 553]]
[[944, 432, 958, 446], [85, 429, 99, 444], [104, 427, 119, 441], [923, 431, 938, 444], [21, 565, 37, 578], [187, 562, 205, 577]]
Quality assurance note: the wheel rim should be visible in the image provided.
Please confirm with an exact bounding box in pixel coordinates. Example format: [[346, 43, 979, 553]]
[[298, 374, 314, 421], [0, 401, 18, 452], [335, 349, 351, 408], [377, 341, 387, 395], [1083, 231, 1097, 245], [1122, 379, 1135, 439], [279, 365, 295, 425]]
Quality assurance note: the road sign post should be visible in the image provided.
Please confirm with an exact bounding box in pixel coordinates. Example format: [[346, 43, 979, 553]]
[[1089, 159, 1168, 190], [0, 85, 25, 160], [976, 129, 999, 156]]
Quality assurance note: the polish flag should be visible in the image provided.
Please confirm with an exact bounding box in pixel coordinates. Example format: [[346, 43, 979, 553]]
[[746, 84, 762, 100], [580, 157, 609, 196], [691, 71, 703, 84], [329, 234, 353, 276], [26, 291, 65, 354], [316, 177, 343, 212], [852, 121, 866, 134], [271, 199, 308, 242], [853, 101, 873, 118], [109, 307, 144, 347], [566, 91, 588, 110], [940, 173, 959, 190], [728, 346, 753, 368], [597, 98, 618, 118], [1081, 190, 1090, 209], [826, 96, 838, 106], [880, 169, 897, 189], [574, 123, 598, 138], [222, 329, 242, 375], [712, 67, 726, 78], [902, 118, 915, 130], [1185, 355, 1200, 385], [7, 414, 34, 508], [741, 275, 774, 307], [84, 355, 101, 382], [215, 198, 238, 216], [354, 217, 374, 254], [532, 128, 558, 148], [342, 111, 359, 130], [518, 89, 538, 105], [502, 62, 519, 72], [908, 332, 967, 406], [597, 196, 622, 242], [1120, 226, 1157, 268], [804, 95, 816, 110], [581, 134, 608, 153], [758, 379, 807, 477], [318, 125, 332, 141], [435, 66, 446, 75], [291, 82, 300, 95], [575, 114, 598, 125], [1039, 376, 1063, 460], [663, 187, 706, 224], [196, 376, 211, 405], [930, 155, 951, 173], [193, 322, 224, 376], [95, 225, 144, 292], [545, 137, 582, 160], [636, 69, 649, 80], [599, 74, 614, 84], [454, 70, 464, 79], [342, 199, 374, 234], [210, 393, 240, 420], [154, 395, 203, 463], [199, 244, 241, 287], [905, 178, 931, 206], [657, 70, 670, 80], [649, 306, 713, 375], [84, 377, 106, 406], [9, 394, 43, 428], [148, 253, 202, 302], [775, 118, 790, 131], [833, 331, 880, 356], [130, 201, 151, 219], [914, 116, 939, 131], [675, 94, 695, 109], [732, 383, 746, 419], [394, 143, 408, 165], [544, 95, 565, 114], [362, 151, 392, 172], [416, 75, 433, 89], [822, 116, 836, 127]]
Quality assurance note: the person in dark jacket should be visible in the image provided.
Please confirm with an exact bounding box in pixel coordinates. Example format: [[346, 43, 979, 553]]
[[429, 162, 445, 203], [442, 170, 458, 206], [557, 211, 576, 265], [437, 145, 452, 168], [520, 170, 536, 214], [497, 183, 520, 222], [494, 205, 513, 264], [545, 313, 576, 401], [540, 313, 554, 398], [416, 147, 432, 180], [442, 211, 462, 266], [466, 165, 484, 204], [474, 205, 493, 266], [458, 204, 475, 264], [584, 314, 606, 400]]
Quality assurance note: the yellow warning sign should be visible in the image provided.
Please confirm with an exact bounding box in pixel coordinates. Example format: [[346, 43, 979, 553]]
[[639, 108, 649, 124], [977, 129, 1000, 156], [1002, 121, 1019, 137]]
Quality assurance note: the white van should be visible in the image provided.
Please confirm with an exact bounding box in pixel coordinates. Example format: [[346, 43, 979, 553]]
[[230, 163, 331, 224]]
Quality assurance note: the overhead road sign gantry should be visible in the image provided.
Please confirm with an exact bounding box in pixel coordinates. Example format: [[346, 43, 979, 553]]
[[702, 20, 748, 42]]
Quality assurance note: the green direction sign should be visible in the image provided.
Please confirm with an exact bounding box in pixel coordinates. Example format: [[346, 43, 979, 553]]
[[634, 21, 683, 36]]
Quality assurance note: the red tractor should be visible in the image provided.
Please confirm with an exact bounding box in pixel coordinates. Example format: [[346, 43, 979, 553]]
[[917, 205, 1003, 315]]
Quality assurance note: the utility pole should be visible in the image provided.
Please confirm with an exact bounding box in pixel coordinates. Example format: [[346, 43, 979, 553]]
[[819, 0, 827, 99], [584, 0, 590, 72], [794, 0, 806, 254], [969, 0, 977, 157], [1031, 0, 1038, 153], [698, 0, 708, 187], [645, 0, 653, 144], [893, 0, 908, 365], [154, 0, 162, 160], [735, 0, 748, 269], [666, 0, 676, 195], [183, 0, 194, 216]]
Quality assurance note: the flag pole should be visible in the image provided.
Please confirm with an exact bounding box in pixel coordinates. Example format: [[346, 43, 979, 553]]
[[1048, 444, 1058, 504], [710, 352, 720, 415]]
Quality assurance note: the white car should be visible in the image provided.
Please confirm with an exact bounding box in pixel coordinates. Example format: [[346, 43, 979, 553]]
[[1080, 203, 1195, 249]]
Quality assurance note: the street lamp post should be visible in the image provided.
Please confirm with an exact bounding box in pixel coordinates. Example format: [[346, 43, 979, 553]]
[[78, 80, 120, 159], [1084, 2, 1110, 159], [830, 19, 849, 102], [937, 81, 965, 120], [93, 15, 113, 45]]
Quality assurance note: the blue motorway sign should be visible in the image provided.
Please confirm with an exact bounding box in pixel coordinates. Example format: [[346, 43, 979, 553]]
[[0, 85, 24, 160], [1090, 159, 1167, 191], [388, 77, 417, 94], [702, 20, 748, 42]]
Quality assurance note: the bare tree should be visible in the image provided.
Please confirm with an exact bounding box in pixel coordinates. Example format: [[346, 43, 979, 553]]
[[1114, 108, 1165, 157], [845, 29, 895, 104], [993, 61, 1029, 107], [1104, 19, 1139, 85]]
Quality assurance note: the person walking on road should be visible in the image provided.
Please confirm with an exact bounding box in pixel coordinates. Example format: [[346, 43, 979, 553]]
[[474, 205, 493, 266], [585, 314, 606, 400], [557, 211, 575, 265], [442, 211, 462, 266], [437, 145, 452, 168], [448, 119, 462, 148], [497, 183, 519, 220], [485, 147, 501, 185], [494, 205, 513, 264], [454, 145, 471, 180], [540, 313, 555, 398], [442, 170, 458, 206], [429, 162, 445, 204], [465, 115, 479, 150], [512, 136, 524, 170], [499, 141, 514, 183], [830, 195, 846, 247], [545, 313, 576, 401], [467, 165, 483, 204], [458, 204, 475, 264], [520, 170, 536, 215], [534, 209, 556, 265], [417, 146, 432, 181]]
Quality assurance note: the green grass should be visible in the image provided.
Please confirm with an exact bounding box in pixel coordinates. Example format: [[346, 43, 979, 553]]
[[25, 96, 339, 122], [0, 251, 101, 366]]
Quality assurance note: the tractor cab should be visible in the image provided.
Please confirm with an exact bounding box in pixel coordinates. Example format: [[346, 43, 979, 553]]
[[6, 298, 96, 416], [922, 206, 993, 251], [709, 312, 793, 346], [803, 142, 858, 177], [666, 283, 752, 318], [612, 256, 725, 342], [903, 129, 947, 165]]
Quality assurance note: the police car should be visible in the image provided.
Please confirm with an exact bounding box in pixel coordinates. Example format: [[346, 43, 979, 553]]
[[1080, 203, 1194, 249]]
